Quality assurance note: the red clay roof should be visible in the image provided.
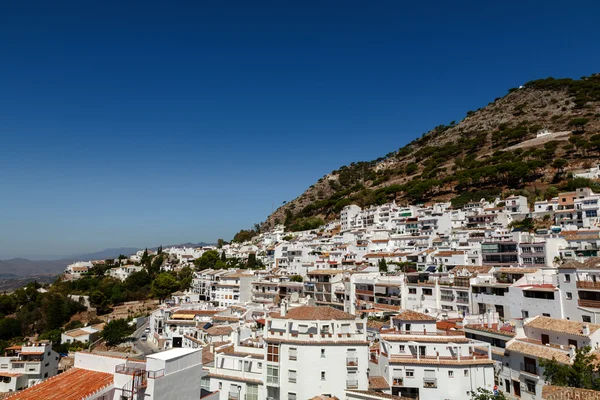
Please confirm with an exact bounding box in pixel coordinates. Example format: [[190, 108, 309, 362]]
[[391, 310, 436, 321], [8, 368, 113, 400], [273, 306, 356, 321]]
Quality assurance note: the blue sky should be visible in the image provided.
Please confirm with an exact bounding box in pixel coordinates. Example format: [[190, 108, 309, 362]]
[[1, 1, 599, 259]]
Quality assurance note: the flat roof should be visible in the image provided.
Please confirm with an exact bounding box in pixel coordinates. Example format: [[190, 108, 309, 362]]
[[147, 347, 200, 360]]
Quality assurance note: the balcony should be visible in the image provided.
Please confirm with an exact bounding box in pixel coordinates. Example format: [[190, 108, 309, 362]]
[[356, 289, 373, 295], [392, 377, 403, 386], [423, 378, 438, 388], [245, 395, 258, 400], [456, 297, 469, 303], [346, 380, 359, 389], [578, 299, 600, 308], [346, 357, 358, 367], [441, 295, 454, 302], [577, 281, 600, 289], [228, 393, 240, 400]]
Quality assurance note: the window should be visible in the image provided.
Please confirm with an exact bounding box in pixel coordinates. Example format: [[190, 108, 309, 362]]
[[321, 371, 326, 380], [542, 313, 550, 317], [566, 292, 573, 300], [522, 310, 529, 318], [257, 362, 262, 369], [399, 345, 405, 352], [201, 377, 210, 391], [219, 382, 222, 390], [321, 349, 325, 358], [565, 274, 571, 283], [406, 369, 414, 378], [289, 370, 297, 383], [422, 288, 433, 296], [246, 384, 258, 400], [448, 371, 454, 378], [409, 288, 417, 294], [464, 369, 469, 377], [405, 323, 411, 331], [288, 393, 297, 400], [525, 379, 536, 394], [267, 366, 279, 384], [267, 344, 279, 362], [289, 347, 297, 361], [583, 315, 592, 323]]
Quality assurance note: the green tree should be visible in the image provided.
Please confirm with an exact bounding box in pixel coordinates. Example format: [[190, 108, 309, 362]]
[[151, 273, 180, 301], [0, 318, 22, 340], [89, 290, 107, 307], [102, 319, 133, 347], [194, 250, 221, 270], [570, 118, 589, 132], [552, 158, 568, 176], [140, 248, 150, 266], [125, 270, 152, 291], [378, 258, 388, 273], [470, 387, 506, 400], [539, 346, 600, 389], [221, 251, 227, 262], [290, 275, 303, 282], [217, 239, 226, 248], [247, 253, 257, 269]]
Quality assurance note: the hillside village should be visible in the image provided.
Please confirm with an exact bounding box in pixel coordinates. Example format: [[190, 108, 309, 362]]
[[5, 182, 600, 399]]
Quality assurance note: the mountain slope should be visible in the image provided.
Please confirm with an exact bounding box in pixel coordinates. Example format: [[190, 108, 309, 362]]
[[264, 74, 600, 230]]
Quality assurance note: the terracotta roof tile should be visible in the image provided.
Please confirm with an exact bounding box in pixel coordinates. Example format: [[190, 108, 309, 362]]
[[391, 310, 436, 322], [525, 316, 600, 337], [272, 306, 357, 321], [7, 368, 113, 400], [506, 340, 571, 363]]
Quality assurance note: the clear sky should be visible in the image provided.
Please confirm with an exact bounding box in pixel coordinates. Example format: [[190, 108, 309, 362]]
[[1, 1, 599, 259]]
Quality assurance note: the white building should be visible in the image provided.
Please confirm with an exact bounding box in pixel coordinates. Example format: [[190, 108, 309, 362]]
[[0, 341, 59, 393], [6, 348, 212, 400], [377, 310, 495, 399]]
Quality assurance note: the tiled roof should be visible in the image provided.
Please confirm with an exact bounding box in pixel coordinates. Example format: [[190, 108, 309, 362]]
[[391, 310, 436, 321], [464, 324, 516, 337], [506, 340, 571, 363], [368, 376, 389, 390], [273, 306, 357, 321], [207, 372, 263, 385], [559, 257, 600, 270], [204, 326, 234, 336], [542, 385, 600, 400], [7, 368, 113, 400], [496, 267, 540, 274], [525, 316, 600, 337]]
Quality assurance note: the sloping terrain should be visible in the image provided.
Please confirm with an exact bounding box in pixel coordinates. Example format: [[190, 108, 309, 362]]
[[264, 74, 600, 230]]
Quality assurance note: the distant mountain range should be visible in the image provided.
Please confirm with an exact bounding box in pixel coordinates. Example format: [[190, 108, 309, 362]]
[[0, 242, 215, 278]]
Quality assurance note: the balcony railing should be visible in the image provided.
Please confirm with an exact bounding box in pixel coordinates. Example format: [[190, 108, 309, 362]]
[[228, 392, 240, 400], [346, 380, 359, 389], [356, 289, 373, 295], [245, 395, 258, 400], [578, 299, 600, 308], [577, 281, 600, 289], [116, 364, 147, 376], [147, 369, 165, 379], [456, 297, 469, 303], [423, 378, 437, 388], [346, 357, 358, 367]]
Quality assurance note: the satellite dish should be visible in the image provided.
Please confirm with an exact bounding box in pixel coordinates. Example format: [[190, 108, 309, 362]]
[[290, 292, 299, 303]]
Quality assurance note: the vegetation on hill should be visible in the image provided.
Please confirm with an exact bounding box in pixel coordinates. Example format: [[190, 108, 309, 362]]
[[263, 74, 600, 229]]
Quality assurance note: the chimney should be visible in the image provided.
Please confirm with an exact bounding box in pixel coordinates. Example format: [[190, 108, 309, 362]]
[[583, 324, 591, 336], [568, 344, 576, 360], [280, 299, 288, 317]]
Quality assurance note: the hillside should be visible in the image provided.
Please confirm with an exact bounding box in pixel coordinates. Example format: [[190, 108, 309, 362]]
[[264, 74, 600, 230]]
